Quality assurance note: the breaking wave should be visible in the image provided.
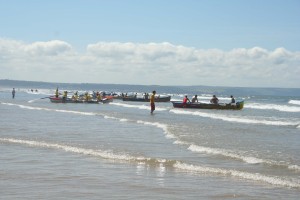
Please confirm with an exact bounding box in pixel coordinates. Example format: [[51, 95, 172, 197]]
[[170, 109, 299, 127], [188, 144, 300, 171], [289, 100, 300, 106], [110, 102, 168, 111], [2, 102, 299, 172], [174, 162, 300, 188], [246, 103, 300, 112], [1, 137, 300, 189], [1, 102, 98, 116]]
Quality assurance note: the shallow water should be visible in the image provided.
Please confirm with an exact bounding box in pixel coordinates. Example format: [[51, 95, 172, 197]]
[[1, 86, 300, 199]]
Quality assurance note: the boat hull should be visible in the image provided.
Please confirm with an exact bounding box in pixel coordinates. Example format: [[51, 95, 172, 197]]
[[49, 97, 112, 104], [172, 101, 244, 110]]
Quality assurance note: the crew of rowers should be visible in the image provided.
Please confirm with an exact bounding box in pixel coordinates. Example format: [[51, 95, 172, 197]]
[[55, 88, 105, 102], [183, 95, 236, 105]]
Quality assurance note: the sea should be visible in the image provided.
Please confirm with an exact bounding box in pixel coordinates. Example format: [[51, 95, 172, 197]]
[[1, 80, 300, 199]]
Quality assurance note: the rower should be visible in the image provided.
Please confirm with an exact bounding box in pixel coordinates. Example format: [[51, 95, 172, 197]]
[[191, 95, 198, 103], [210, 95, 219, 104]]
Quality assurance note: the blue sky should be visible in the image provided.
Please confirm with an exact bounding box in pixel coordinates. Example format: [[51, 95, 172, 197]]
[[0, 0, 300, 87]]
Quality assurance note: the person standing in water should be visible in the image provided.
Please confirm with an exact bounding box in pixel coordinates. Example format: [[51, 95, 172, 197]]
[[150, 90, 156, 114], [12, 88, 16, 99]]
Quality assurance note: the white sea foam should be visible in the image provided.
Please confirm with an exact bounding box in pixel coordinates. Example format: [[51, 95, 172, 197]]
[[110, 102, 168, 111], [104, 116, 118, 120], [288, 165, 300, 171], [0, 138, 147, 162], [246, 103, 300, 112], [1, 102, 98, 116], [174, 162, 300, 188], [2, 137, 300, 188], [188, 144, 264, 164], [136, 120, 176, 139], [188, 144, 300, 171], [170, 109, 299, 127], [289, 100, 300, 106], [28, 98, 43, 103]]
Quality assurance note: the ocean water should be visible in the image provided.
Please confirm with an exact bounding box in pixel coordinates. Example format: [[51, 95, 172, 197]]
[[1, 84, 300, 199]]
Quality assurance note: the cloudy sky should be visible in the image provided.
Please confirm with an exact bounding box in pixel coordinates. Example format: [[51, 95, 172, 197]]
[[0, 0, 299, 88]]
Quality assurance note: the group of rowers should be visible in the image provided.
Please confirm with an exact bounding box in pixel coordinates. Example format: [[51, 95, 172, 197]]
[[182, 94, 236, 105], [55, 88, 105, 102]]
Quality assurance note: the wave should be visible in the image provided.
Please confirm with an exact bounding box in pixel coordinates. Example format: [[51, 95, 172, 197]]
[[1, 102, 98, 116], [136, 120, 176, 139], [289, 100, 300, 106], [1, 102, 175, 138], [188, 144, 300, 171], [131, 120, 299, 171], [110, 102, 168, 111], [174, 162, 300, 188], [1, 137, 299, 189], [170, 109, 299, 127], [246, 103, 300, 112], [0, 138, 169, 165], [3, 102, 299, 171]]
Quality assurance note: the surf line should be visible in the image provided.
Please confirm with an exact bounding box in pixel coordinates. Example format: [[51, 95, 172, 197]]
[[0, 102, 174, 136], [1, 137, 300, 189], [169, 109, 299, 127], [0, 102, 101, 116], [187, 144, 300, 171]]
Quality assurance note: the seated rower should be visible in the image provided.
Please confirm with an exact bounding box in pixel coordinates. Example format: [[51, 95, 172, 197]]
[[191, 95, 198, 103], [97, 93, 102, 102], [183, 95, 191, 107], [63, 91, 68, 100], [230, 95, 236, 105], [210, 95, 219, 104], [85, 92, 91, 101], [55, 87, 59, 98], [72, 91, 78, 101]]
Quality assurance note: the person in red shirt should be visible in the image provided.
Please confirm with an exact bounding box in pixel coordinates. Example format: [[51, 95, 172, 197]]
[[183, 95, 190, 107]]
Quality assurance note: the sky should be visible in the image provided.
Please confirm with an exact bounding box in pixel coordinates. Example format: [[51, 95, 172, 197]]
[[0, 0, 299, 88]]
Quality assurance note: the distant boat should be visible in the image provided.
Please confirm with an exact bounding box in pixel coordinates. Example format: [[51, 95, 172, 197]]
[[122, 95, 171, 102], [49, 96, 112, 104], [172, 101, 244, 110]]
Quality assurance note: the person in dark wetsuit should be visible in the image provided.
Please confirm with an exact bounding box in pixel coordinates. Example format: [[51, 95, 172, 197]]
[[150, 91, 156, 114], [210, 95, 219, 104], [230, 95, 236, 105], [12, 88, 16, 99]]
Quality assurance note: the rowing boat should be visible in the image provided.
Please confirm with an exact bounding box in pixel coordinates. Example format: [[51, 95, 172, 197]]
[[171, 101, 244, 110], [49, 96, 112, 104]]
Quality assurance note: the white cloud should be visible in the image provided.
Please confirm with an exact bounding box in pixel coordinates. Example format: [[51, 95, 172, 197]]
[[0, 38, 299, 88], [23, 40, 73, 56]]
